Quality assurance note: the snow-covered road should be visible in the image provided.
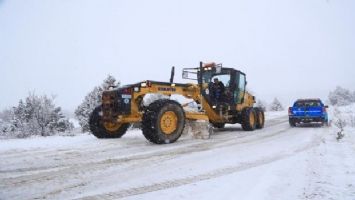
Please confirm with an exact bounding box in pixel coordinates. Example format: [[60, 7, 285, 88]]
[[1, 113, 354, 200]]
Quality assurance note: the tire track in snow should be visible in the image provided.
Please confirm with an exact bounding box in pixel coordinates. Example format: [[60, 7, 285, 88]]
[[1, 116, 290, 199], [0, 116, 288, 177], [37, 119, 294, 199], [76, 132, 323, 200], [0, 125, 290, 188]]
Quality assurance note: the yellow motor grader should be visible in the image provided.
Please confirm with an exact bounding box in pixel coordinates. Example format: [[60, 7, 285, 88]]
[[89, 62, 265, 144]]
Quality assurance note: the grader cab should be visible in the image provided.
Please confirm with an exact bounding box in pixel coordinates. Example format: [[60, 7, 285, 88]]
[[89, 62, 265, 144]]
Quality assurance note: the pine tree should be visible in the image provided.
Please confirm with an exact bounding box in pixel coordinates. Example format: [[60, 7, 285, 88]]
[[270, 98, 284, 111], [12, 100, 26, 136], [75, 75, 120, 132]]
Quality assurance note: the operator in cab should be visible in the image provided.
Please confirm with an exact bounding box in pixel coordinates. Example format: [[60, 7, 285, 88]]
[[211, 77, 225, 104]]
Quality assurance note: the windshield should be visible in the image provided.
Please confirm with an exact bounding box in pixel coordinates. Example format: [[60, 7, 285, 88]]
[[202, 72, 231, 87], [295, 100, 321, 107], [211, 74, 231, 87]]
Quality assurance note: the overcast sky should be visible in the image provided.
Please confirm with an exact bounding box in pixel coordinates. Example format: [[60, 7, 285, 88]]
[[1, 0, 354, 111]]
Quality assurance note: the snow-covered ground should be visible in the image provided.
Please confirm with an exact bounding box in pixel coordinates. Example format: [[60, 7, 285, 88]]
[[0, 111, 354, 200]]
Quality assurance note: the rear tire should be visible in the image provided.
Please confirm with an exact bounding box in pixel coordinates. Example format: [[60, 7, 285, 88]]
[[289, 118, 296, 127], [89, 106, 130, 138], [255, 108, 265, 129], [241, 107, 257, 131], [142, 99, 185, 144]]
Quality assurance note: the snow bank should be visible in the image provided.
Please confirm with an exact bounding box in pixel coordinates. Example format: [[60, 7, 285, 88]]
[[328, 103, 355, 128]]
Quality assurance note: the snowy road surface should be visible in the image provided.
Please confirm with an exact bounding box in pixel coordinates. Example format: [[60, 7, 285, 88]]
[[1, 113, 355, 200]]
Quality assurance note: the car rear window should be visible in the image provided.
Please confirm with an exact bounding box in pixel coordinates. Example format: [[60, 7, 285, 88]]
[[295, 100, 321, 107]]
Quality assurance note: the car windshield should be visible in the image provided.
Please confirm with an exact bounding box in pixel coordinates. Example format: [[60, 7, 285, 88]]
[[295, 100, 321, 107]]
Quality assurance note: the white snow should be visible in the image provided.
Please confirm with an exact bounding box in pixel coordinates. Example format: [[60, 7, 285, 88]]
[[69, 118, 80, 129], [0, 111, 355, 200]]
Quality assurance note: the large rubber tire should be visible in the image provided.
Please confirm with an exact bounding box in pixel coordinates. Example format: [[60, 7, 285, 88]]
[[142, 99, 185, 144], [289, 118, 296, 127], [255, 108, 265, 129], [241, 107, 257, 131], [89, 106, 130, 138], [211, 122, 225, 129]]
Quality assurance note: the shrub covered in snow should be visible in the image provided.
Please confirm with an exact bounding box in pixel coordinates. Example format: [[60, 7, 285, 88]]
[[333, 108, 347, 129], [328, 86, 354, 106], [331, 104, 355, 128], [269, 98, 284, 111], [332, 107, 347, 140], [0, 115, 16, 137], [0, 93, 73, 138], [75, 75, 120, 132]]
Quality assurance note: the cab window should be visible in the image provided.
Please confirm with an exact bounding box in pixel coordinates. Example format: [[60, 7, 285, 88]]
[[211, 74, 231, 87], [236, 74, 246, 104]]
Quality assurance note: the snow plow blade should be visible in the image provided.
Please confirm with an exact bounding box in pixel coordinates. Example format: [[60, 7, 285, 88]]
[[183, 120, 212, 139]]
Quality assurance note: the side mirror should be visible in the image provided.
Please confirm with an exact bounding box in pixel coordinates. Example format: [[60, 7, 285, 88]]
[[325, 105, 329, 108]]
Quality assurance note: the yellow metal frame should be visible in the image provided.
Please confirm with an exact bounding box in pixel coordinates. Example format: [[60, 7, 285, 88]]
[[113, 82, 255, 125]]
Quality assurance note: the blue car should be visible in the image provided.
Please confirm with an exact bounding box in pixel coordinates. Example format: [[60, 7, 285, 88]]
[[288, 98, 329, 127]]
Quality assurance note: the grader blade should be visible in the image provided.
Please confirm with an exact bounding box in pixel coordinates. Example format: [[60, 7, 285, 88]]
[[183, 120, 212, 139]]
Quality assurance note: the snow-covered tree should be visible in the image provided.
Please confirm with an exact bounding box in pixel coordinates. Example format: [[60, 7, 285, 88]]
[[256, 99, 267, 112], [75, 86, 101, 132], [0, 109, 16, 136], [75, 75, 120, 132], [269, 98, 284, 111], [101, 74, 118, 90], [328, 86, 353, 106], [0, 93, 73, 138], [333, 108, 347, 140], [0, 109, 13, 122]]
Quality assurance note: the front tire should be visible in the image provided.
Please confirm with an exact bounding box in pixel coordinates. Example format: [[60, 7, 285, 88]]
[[142, 99, 185, 144], [89, 106, 129, 138]]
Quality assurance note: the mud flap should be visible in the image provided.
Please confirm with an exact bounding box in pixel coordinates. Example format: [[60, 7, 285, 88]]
[[183, 120, 212, 139]]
